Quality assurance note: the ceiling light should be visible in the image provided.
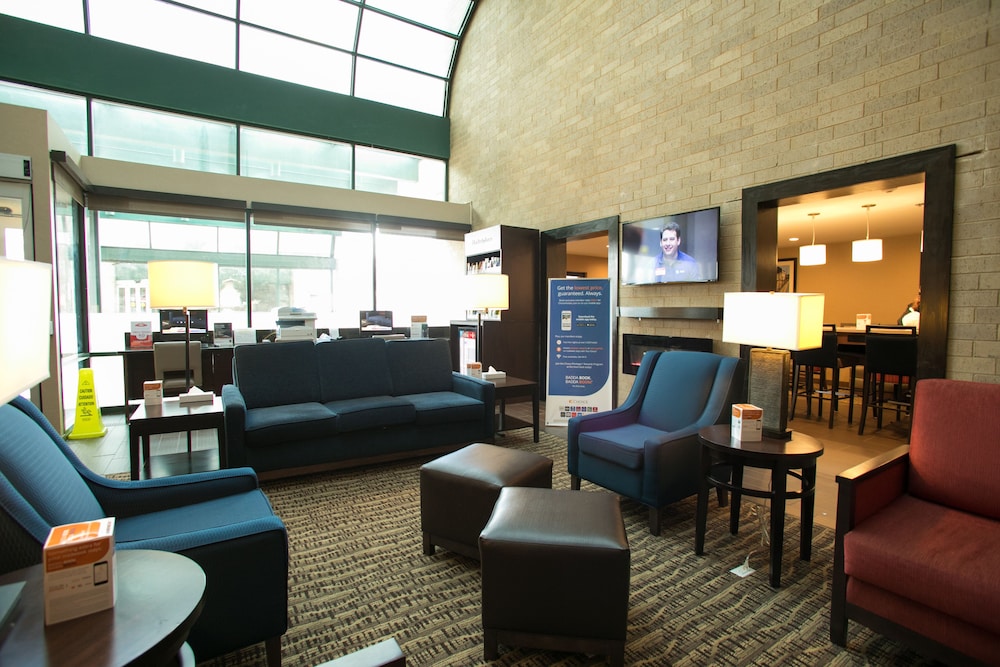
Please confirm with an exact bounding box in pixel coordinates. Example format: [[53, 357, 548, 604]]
[[799, 212, 826, 266], [852, 204, 883, 262]]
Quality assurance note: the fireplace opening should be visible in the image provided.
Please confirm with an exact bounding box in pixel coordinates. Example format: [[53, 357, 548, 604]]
[[622, 334, 713, 375]]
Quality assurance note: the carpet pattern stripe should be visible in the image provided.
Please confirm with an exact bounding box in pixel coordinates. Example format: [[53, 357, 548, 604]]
[[197, 429, 935, 666]]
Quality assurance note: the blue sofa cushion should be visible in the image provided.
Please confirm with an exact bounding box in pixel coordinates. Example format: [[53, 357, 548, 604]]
[[638, 352, 725, 431], [577, 423, 670, 470], [403, 391, 485, 426], [234, 341, 321, 409], [244, 402, 337, 448], [324, 396, 415, 432], [317, 338, 394, 402], [0, 403, 104, 525], [386, 339, 454, 396]]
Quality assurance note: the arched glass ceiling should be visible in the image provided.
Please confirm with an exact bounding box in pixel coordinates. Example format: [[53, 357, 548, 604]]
[[0, 0, 476, 117]]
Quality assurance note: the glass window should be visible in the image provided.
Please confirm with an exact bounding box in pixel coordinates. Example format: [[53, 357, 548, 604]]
[[356, 146, 446, 201], [249, 223, 372, 334], [172, 0, 236, 18], [354, 58, 446, 116], [88, 0, 235, 68], [0, 81, 88, 155], [0, 0, 84, 31], [358, 10, 457, 78], [240, 127, 353, 189], [240, 0, 358, 50], [239, 25, 353, 95], [365, 0, 473, 35], [375, 228, 466, 328], [92, 100, 237, 174]]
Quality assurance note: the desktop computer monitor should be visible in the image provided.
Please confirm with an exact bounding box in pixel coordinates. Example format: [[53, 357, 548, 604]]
[[360, 310, 393, 332]]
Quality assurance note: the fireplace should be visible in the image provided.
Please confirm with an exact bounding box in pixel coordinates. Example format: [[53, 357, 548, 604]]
[[622, 334, 713, 375]]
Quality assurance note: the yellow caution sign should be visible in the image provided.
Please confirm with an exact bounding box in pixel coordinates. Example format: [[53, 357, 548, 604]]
[[68, 368, 108, 440]]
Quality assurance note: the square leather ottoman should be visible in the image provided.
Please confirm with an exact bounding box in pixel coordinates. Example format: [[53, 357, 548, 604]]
[[420, 443, 552, 560], [479, 487, 630, 666]]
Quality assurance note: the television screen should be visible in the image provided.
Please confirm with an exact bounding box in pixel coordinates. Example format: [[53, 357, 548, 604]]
[[360, 310, 393, 331], [620, 207, 720, 285], [158, 309, 208, 333]]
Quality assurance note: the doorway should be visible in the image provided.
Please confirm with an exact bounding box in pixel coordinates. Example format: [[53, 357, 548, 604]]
[[741, 145, 955, 380]]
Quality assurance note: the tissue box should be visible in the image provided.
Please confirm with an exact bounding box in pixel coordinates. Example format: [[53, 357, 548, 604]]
[[143, 380, 163, 405], [731, 403, 763, 442], [43, 518, 117, 625], [855, 313, 872, 329]]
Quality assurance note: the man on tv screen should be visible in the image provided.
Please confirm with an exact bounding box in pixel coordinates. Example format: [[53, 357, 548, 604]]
[[653, 221, 701, 282]]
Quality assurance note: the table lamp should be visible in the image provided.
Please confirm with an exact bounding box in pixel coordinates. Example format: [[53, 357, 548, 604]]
[[147, 261, 218, 394], [465, 273, 509, 367], [0, 258, 52, 405], [722, 291, 824, 439]]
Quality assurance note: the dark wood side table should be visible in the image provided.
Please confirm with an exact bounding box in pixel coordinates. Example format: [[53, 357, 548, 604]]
[[695, 424, 824, 587], [0, 549, 206, 666], [490, 376, 539, 442], [128, 396, 227, 480]]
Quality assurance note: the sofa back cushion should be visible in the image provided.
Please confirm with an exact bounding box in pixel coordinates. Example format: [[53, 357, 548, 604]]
[[386, 338, 453, 395], [233, 340, 321, 408], [637, 351, 735, 432], [909, 378, 1000, 520], [317, 337, 394, 401]]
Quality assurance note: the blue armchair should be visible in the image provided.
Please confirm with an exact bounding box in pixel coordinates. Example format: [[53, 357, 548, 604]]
[[568, 350, 743, 535], [0, 396, 288, 666]]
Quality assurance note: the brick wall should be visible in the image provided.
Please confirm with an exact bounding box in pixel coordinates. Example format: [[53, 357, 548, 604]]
[[449, 0, 999, 385]]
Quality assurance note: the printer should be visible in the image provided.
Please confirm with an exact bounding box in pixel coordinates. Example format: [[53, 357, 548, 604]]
[[275, 306, 317, 341]]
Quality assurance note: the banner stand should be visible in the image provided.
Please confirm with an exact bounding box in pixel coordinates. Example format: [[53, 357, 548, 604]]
[[67, 368, 108, 440]]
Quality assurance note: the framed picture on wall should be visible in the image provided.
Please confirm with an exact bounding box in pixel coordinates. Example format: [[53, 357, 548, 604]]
[[777, 258, 796, 292]]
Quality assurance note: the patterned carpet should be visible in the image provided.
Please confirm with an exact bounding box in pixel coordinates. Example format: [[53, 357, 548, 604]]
[[198, 429, 936, 667]]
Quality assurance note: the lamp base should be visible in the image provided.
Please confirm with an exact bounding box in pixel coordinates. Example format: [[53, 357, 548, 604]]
[[748, 347, 791, 439], [763, 428, 793, 441]]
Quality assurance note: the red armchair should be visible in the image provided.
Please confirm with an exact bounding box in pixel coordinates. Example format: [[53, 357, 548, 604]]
[[831, 378, 1000, 665]]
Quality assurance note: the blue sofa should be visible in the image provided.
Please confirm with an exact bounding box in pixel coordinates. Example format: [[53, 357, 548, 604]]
[[222, 337, 496, 480]]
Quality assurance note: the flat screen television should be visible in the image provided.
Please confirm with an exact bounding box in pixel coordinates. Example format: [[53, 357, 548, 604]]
[[159, 309, 208, 334], [620, 206, 720, 285], [360, 310, 393, 332]]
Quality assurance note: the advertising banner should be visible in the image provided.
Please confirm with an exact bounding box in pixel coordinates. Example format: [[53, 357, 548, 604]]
[[545, 278, 613, 426]]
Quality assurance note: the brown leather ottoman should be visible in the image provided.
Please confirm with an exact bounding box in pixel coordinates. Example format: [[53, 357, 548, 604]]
[[420, 443, 552, 560], [479, 487, 630, 666]]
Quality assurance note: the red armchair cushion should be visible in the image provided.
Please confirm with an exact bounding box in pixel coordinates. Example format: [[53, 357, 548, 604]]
[[844, 493, 1000, 636], [908, 379, 1000, 520]]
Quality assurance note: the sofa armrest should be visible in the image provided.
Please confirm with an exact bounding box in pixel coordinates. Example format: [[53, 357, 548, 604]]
[[452, 372, 496, 437], [222, 383, 249, 467], [88, 466, 262, 518], [831, 444, 910, 644]]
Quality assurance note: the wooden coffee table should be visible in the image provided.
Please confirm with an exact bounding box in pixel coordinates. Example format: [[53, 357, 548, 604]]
[[695, 424, 824, 587], [0, 549, 206, 666], [128, 395, 227, 480]]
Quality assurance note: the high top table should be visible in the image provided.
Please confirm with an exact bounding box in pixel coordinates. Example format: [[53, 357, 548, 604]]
[[695, 425, 824, 587], [0, 549, 206, 666]]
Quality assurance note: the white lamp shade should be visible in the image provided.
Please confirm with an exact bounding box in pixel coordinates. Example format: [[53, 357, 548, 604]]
[[852, 238, 883, 262], [148, 261, 219, 309], [799, 243, 826, 266], [722, 291, 825, 351], [0, 258, 52, 404], [465, 273, 509, 310]]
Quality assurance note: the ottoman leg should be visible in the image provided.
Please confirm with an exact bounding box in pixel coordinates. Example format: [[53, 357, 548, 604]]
[[484, 629, 499, 660], [422, 532, 434, 556]]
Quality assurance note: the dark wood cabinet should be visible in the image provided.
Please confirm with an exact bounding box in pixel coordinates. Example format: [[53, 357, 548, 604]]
[[121, 347, 235, 401], [453, 225, 541, 383]]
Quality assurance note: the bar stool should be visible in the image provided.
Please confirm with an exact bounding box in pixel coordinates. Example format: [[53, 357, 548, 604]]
[[858, 325, 918, 436], [790, 326, 855, 428]]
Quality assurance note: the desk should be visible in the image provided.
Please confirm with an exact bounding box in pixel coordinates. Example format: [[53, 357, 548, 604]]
[[0, 550, 206, 666], [695, 425, 823, 587], [122, 346, 234, 402], [128, 396, 226, 480], [490, 376, 539, 443]]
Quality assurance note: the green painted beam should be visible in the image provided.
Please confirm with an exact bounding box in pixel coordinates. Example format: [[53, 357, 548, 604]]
[[0, 15, 450, 159]]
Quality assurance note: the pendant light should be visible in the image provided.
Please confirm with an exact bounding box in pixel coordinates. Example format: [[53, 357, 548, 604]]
[[799, 212, 826, 266], [852, 203, 883, 262]]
